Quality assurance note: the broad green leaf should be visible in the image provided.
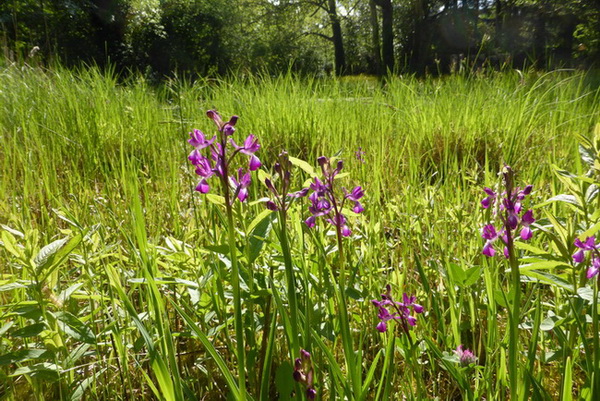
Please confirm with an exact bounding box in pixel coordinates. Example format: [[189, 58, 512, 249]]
[[56, 312, 96, 344], [11, 363, 61, 382], [274, 362, 294, 401], [288, 156, 316, 177], [519, 260, 571, 271], [206, 194, 225, 205], [521, 271, 574, 292], [12, 323, 46, 338], [1, 231, 23, 259], [35, 237, 69, 270], [204, 244, 230, 255], [0, 349, 52, 366], [248, 211, 273, 263], [37, 233, 83, 280], [463, 265, 482, 287], [540, 317, 556, 331]]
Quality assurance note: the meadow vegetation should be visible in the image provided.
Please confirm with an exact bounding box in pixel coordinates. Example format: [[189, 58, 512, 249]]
[[1, 64, 600, 400]]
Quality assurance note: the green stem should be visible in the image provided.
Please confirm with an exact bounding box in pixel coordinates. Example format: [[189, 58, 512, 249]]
[[225, 206, 247, 400], [593, 279, 599, 398], [279, 209, 300, 357], [220, 140, 247, 399], [506, 217, 520, 398]]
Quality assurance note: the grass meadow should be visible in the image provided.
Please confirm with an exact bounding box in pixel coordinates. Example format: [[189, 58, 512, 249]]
[[1, 64, 600, 400]]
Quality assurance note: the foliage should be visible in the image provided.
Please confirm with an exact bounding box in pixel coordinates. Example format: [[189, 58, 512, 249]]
[[1, 66, 600, 399]]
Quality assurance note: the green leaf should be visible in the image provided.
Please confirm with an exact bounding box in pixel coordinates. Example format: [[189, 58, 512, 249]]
[[204, 244, 230, 255], [539, 317, 556, 331], [538, 194, 581, 209], [35, 237, 70, 270], [447, 263, 466, 285], [56, 312, 96, 344], [521, 271, 574, 292], [561, 357, 573, 401], [359, 349, 382, 401], [274, 361, 294, 401], [519, 260, 571, 271], [248, 211, 273, 263], [11, 363, 61, 382], [36, 233, 82, 279], [1, 230, 24, 259], [345, 286, 363, 301], [170, 301, 241, 400], [288, 156, 316, 177], [463, 265, 482, 287], [1, 224, 24, 239], [206, 194, 225, 205], [0, 282, 26, 292], [12, 323, 46, 338], [0, 349, 52, 366], [576, 286, 600, 303]]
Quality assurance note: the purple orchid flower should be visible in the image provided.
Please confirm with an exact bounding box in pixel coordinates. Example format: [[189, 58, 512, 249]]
[[304, 156, 364, 237], [293, 349, 317, 400], [371, 285, 423, 334], [187, 111, 260, 204], [230, 168, 251, 203], [480, 171, 535, 258]]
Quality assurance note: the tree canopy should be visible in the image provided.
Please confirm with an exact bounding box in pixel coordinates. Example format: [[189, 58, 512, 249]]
[[1, 0, 598, 77]]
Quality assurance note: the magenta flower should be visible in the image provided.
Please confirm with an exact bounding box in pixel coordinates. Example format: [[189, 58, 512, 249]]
[[187, 111, 260, 204], [481, 187, 496, 209], [293, 349, 316, 399], [454, 345, 477, 366], [588, 258, 600, 279], [371, 285, 423, 334], [480, 172, 535, 258], [572, 237, 600, 279], [304, 156, 364, 237], [355, 147, 366, 163], [262, 152, 309, 212], [230, 169, 251, 202], [188, 129, 215, 149], [573, 236, 596, 263]]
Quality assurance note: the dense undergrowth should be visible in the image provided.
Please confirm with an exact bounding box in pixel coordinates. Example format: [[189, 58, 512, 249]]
[[1, 65, 600, 400]]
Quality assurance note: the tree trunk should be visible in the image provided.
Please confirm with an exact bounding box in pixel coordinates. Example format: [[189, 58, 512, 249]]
[[327, 0, 346, 75], [411, 0, 428, 74], [369, 0, 382, 75], [379, 0, 394, 73], [533, 1, 547, 68], [495, 0, 503, 47]]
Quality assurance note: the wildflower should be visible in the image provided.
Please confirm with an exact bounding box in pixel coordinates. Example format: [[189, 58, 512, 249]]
[[572, 237, 600, 279], [588, 257, 600, 279], [572, 236, 596, 263], [480, 166, 535, 258], [454, 345, 477, 366], [481, 187, 496, 209], [304, 156, 364, 237], [187, 110, 260, 204], [371, 284, 423, 334], [355, 147, 366, 163], [263, 152, 309, 212], [293, 349, 316, 399]]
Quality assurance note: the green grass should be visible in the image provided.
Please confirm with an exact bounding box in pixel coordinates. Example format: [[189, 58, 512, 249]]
[[1, 63, 599, 400]]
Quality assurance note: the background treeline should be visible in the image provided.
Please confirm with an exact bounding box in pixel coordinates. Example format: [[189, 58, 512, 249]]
[[1, 0, 599, 78]]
